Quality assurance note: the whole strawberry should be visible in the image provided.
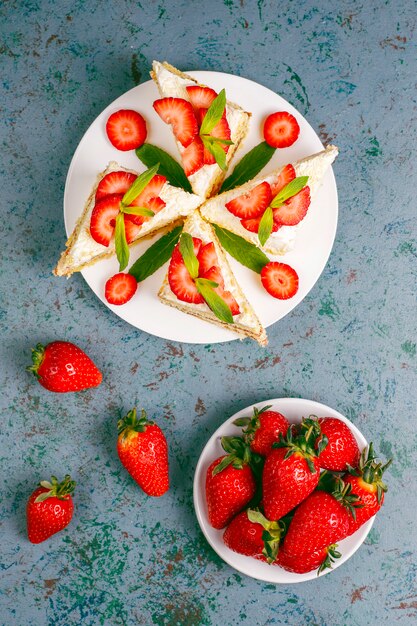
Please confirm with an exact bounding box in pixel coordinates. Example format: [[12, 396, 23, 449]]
[[276, 544, 341, 575], [262, 428, 320, 521], [282, 485, 359, 556], [234, 405, 290, 456], [27, 475, 76, 543], [27, 341, 102, 392], [344, 443, 392, 535], [206, 437, 256, 529], [301, 416, 360, 471], [117, 408, 169, 497], [223, 509, 283, 563]]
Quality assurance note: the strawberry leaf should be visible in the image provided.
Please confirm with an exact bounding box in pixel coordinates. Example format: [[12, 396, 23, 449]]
[[258, 207, 274, 246], [213, 225, 270, 274], [195, 278, 234, 323], [220, 141, 276, 192], [136, 143, 192, 192], [115, 213, 129, 271], [128, 225, 182, 282], [199, 88, 226, 135], [179, 233, 199, 279], [270, 176, 308, 208], [122, 206, 155, 217], [121, 164, 160, 207]]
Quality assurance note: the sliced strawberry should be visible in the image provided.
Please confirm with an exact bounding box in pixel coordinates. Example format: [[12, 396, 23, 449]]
[[124, 217, 143, 244], [171, 238, 202, 264], [105, 272, 138, 305], [270, 164, 296, 199], [261, 262, 299, 300], [95, 171, 137, 202], [132, 174, 167, 206], [186, 85, 218, 110], [225, 182, 272, 220], [168, 257, 204, 304], [198, 108, 231, 164], [197, 242, 219, 276], [240, 216, 281, 234], [153, 97, 198, 147], [202, 267, 240, 316], [272, 186, 311, 226], [90, 194, 122, 246], [127, 196, 166, 226], [106, 110, 147, 151], [263, 111, 300, 149], [182, 137, 204, 176]]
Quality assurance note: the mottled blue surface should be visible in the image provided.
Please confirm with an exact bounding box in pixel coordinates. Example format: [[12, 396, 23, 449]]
[[1, 1, 416, 624]]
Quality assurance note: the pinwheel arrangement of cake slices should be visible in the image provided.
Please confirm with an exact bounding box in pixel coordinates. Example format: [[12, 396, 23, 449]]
[[55, 61, 338, 346]]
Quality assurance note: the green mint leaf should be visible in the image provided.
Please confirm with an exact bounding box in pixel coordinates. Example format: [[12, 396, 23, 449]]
[[220, 141, 276, 192], [115, 213, 129, 271], [195, 278, 234, 324], [199, 88, 226, 135], [214, 225, 270, 273], [209, 137, 234, 146], [128, 225, 183, 282], [179, 233, 199, 279], [136, 144, 192, 192], [122, 206, 155, 217], [258, 207, 273, 247], [270, 176, 308, 207], [195, 277, 219, 289], [202, 136, 227, 171], [122, 164, 159, 207]]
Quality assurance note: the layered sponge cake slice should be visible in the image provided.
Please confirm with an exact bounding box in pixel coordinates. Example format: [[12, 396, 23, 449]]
[[54, 162, 203, 277], [158, 210, 268, 346], [200, 145, 338, 255], [151, 61, 251, 199]]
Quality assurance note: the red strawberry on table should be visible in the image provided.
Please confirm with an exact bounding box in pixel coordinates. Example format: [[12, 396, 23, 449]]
[[343, 443, 392, 535], [234, 405, 290, 457], [153, 97, 199, 147], [223, 509, 283, 563], [262, 428, 320, 520], [263, 111, 300, 148], [105, 272, 138, 305], [205, 437, 256, 529], [276, 544, 341, 575], [117, 408, 169, 497], [27, 341, 102, 392], [27, 475, 76, 543], [106, 109, 147, 151], [282, 485, 359, 556], [261, 262, 299, 300], [301, 416, 360, 472], [226, 181, 272, 220]]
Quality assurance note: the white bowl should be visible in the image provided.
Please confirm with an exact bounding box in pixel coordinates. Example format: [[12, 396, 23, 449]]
[[193, 398, 373, 583]]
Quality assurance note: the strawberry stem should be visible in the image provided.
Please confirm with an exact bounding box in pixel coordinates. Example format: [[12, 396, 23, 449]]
[[26, 343, 46, 378], [34, 474, 76, 503], [118, 408, 153, 439]]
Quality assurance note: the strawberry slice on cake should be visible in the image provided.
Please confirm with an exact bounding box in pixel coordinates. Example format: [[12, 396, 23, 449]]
[[200, 145, 338, 254], [158, 210, 267, 346], [151, 61, 251, 199], [54, 162, 203, 277]]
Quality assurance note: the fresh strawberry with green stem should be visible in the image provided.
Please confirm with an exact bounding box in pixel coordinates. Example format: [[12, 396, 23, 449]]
[[276, 544, 341, 575], [301, 416, 360, 471], [282, 482, 360, 556], [106, 109, 147, 151], [205, 436, 256, 529], [234, 405, 290, 457], [223, 509, 284, 563], [27, 475, 76, 543], [153, 97, 199, 147], [344, 443, 392, 535], [27, 341, 102, 392], [262, 427, 320, 520], [117, 408, 169, 497]]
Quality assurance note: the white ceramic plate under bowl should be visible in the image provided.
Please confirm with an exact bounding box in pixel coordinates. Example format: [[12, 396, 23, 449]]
[[64, 71, 338, 344], [193, 398, 373, 583]]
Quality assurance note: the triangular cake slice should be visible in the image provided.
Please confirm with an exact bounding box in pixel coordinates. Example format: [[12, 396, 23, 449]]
[[151, 60, 251, 199], [158, 210, 268, 346], [200, 145, 338, 255], [54, 162, 203, 277]]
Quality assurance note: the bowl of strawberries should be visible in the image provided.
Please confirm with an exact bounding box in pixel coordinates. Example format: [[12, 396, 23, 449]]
[[193, 398, 391, 583]]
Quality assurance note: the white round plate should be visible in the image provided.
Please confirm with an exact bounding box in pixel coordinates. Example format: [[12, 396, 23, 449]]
[[193, 398, 373, 583], [64, 71, 338, 343]]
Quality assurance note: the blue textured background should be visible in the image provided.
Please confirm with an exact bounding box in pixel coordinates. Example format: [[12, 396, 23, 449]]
[[1, 1, 416, 624]]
